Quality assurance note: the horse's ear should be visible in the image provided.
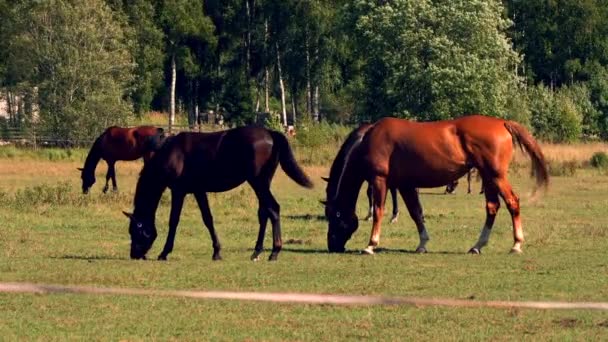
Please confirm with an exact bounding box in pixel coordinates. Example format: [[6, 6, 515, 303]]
[[77, 167, 84, 171], [319, 200, 327, 206], [122, 211, 133, 220], [321, 176, 329, 182]]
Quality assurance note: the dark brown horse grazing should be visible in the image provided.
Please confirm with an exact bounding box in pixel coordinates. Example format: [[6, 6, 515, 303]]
[[325, 115, 548, 255], [79, 126, 165, 194], [122, 127, 313, 261], [322, 123, 399, 224]]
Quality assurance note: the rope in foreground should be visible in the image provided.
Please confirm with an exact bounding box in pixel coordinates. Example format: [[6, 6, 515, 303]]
[[1, 282, 607, 310]]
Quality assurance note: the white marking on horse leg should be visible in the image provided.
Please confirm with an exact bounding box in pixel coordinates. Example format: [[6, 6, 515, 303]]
[[362, 246, 375, 255]]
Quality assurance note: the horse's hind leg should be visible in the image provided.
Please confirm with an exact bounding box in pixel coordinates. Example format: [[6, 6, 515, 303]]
[[193, 192, 222, 260], [400, 187, 429, 253], [250, 181, 282, 261], [363, 183, 373, 221], [496, 178, 524, 253], [469, 185, 500, 254], [363, 177, 387, 255], [389, 188, 399, 224]]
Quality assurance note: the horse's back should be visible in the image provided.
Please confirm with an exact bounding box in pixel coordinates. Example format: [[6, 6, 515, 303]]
[[362, 115, 513, 188], [160, 127, 276, 192]]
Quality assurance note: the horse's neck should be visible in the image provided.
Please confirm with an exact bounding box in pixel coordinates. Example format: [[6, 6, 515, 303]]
[[83, 142, 102, 174], [132, 164, 169, 221], [333, 156, 365, 215]]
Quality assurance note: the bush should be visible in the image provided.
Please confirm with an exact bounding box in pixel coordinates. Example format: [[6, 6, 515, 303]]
[[590, 152, 608, 169], [528, 84, 583, 143]]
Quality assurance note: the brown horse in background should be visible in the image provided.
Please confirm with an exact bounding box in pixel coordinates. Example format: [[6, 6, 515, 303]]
[[123, 127, 313, 262], [325, 115, 548, 255], [79, 126, 165, 194], [444, 168, 484, 194]]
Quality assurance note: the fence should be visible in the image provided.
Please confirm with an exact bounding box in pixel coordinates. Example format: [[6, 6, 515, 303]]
[[0, 124, 215, 148]]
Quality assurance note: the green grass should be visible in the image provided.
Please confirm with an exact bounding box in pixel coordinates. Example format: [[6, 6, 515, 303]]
[[1, 156, 608, 340]]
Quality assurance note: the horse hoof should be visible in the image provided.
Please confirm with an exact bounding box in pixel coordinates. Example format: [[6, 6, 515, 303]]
[[390, 217, 398, 224], [250, 253, 261, 262], [415, 247, 427, 254], [212, 254, 222, 261], [468, 248, 481, 254], [157, 254, 167, 261], [268, 254, 279, 261], [361, 247, 375, 255], [509, 247, 523, 254]]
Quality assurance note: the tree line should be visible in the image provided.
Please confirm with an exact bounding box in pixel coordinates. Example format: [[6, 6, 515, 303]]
[[0, 0, 607, 142]]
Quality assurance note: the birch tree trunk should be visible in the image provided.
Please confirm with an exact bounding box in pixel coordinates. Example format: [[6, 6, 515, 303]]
[[313, 85, 320, 122], [170, 53, 176, 133], [291, 90, 297, 127], [264, 20, 270, 113], [276, 42, 287, 127], [305, 27, 312, 115]]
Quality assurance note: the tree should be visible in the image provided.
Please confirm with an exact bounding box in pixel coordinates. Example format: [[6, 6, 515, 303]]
[[6, 0, 134, 141], [343, 0, 522, 121], [158, 0, 216, 131]]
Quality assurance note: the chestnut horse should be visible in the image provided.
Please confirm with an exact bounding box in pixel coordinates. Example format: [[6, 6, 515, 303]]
[[79, 126, 165, 194], [122, 127, 313, 261], [322, 123, 400, 223], [325, 115, 548, 255]]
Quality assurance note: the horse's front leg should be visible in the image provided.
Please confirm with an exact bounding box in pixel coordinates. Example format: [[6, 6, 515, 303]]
[[469, 184, 500, 254], [158, 191, 186, 260], [109, 161, 118, 192], [363, 183, 373, 221], [363, 177, 387, 255], [400, 187, 429, 253], [102, 161, 114, 193], [193, 192, 222, 260]]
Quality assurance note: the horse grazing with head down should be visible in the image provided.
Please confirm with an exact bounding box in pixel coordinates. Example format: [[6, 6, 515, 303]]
[[322, 123, 400, 223], [325, 115, 548, 255], [79, 126, 165, 194], [122, 126, 313, 261]]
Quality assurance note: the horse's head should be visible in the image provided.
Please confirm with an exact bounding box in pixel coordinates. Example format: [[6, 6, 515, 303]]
[[123, 211, 157, 260], [78, 167, 95, 194], [324, 200, 359, 253]]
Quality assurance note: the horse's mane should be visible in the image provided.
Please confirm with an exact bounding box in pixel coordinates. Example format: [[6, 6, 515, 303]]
[[326, 123, 373, 200], [132, 135, 177, 216], [82, 129, 109, 174]]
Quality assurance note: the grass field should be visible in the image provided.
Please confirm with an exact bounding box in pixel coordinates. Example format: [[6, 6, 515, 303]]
[[1, 146, 608, 340]]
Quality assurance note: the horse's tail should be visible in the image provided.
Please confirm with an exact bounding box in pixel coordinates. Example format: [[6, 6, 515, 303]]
[[504, 121, 549, 191], [270, 130, 314, 189]]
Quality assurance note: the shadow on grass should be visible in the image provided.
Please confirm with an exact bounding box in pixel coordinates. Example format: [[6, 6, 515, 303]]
[[284, 214, 326, 221], [51, 255, 128, 261], [280, 247, 464, 255]]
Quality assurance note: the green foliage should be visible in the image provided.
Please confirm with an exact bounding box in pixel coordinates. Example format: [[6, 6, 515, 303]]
[[590, 151, 608, 168], [345, 0, 521, 120], [528, 85, 583, 142], [6, 0, 135, 141]]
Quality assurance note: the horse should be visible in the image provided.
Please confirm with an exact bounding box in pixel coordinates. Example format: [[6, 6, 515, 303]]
[[324, 115, 548, 255], [321, 123, 400, 224], [122, 126, 313, 261], [444, 169, 484, 194], [79, 126, 165, 194]]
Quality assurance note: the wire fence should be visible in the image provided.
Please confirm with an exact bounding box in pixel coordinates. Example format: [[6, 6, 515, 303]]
[[0, 124, 212, 148]]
